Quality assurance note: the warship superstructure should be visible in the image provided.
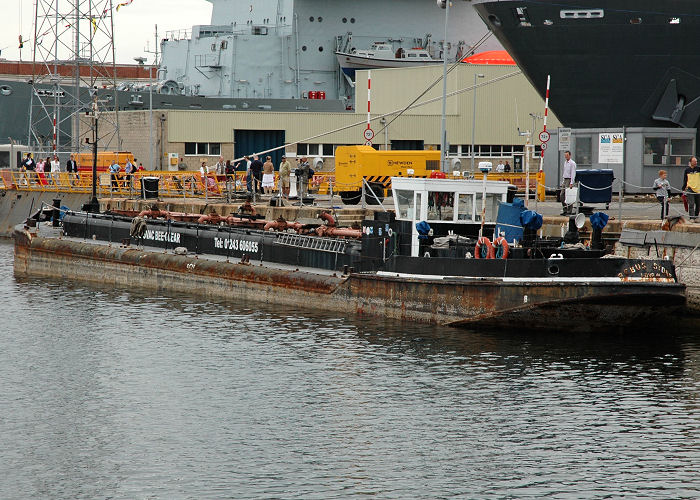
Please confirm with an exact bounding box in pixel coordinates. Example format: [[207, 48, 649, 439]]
[[158, 0, 499, 102]]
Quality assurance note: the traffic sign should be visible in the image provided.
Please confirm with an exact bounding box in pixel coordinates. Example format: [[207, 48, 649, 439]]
[[364, 140, 373, 146], [540, 142, 548, 151], [539, 130, 550, 143], [363, 127, 375, 140]]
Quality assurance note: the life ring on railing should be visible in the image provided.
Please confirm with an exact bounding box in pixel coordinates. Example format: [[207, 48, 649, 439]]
[[493, 236, 509, 259], [474, 236, 494, 259]]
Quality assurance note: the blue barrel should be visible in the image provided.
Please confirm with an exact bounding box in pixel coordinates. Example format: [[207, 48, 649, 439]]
[[575, 169, 614, 204]]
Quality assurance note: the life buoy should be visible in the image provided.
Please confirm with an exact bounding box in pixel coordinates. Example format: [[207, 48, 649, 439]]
[[493, 236, 510, 259], [474, 236, 494, 259]]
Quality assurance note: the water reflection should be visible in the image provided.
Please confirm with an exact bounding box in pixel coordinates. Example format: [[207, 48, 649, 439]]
[[2, 241, 700, 498]]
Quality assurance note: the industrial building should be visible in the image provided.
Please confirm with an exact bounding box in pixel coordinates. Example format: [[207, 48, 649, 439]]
[[90, 63, 560, 173]]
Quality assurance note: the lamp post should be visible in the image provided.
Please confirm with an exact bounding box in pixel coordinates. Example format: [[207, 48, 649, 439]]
[[439, 0, 449, 173], [471, 73, 485, 172]]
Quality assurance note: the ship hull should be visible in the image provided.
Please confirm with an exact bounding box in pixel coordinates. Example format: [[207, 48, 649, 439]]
[[474, 1, 700, 129], [13, 222, 687, 334]]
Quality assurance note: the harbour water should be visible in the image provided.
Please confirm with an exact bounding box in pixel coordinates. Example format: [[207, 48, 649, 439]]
[[1, 240, 699, 499]]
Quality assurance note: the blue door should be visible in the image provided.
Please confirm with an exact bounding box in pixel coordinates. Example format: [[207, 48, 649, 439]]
[[234, 129, 285, 169]]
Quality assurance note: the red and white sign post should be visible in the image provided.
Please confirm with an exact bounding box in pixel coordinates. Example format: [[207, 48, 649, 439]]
[[364, 71, 374, 146]]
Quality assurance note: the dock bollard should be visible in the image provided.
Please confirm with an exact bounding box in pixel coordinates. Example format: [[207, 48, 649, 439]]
[[52, 199, 61, 227]]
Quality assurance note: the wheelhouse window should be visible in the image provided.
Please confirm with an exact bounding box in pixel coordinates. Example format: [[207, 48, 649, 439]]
[[395, 190, 416, 219], [474, 194, 500, 222], [457, 194, 474, 221], [427, 191, 454, 221]]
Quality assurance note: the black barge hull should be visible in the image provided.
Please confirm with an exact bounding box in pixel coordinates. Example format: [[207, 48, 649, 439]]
[[14, 225, 686, 334]]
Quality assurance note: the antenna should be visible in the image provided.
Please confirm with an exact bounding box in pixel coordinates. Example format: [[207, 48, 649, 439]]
[[28, 0, 120, 157]]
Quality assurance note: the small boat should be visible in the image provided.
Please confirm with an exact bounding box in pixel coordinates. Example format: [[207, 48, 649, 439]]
[[335, 42, 443, 78]]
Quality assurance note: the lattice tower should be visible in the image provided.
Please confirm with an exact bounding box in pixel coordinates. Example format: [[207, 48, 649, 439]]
[[27, 0, 120, 158]]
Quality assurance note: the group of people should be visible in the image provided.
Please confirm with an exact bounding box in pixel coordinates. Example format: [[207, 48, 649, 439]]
[[560, 150, 700, 220], [20, 152, 80, 186], [199, 154, 313, 199], [494, 160, 512, 173], [109, 157, 143, 189]]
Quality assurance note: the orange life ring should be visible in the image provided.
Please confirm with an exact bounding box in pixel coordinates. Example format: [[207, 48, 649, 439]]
[[475, 236, 494, 259], [493, 236, 510, 259]]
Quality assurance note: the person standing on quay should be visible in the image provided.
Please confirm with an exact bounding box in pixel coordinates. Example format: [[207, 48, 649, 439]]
[[109, 159, 121, 190], [262, 155, 275, 194], [682, 156, 700, 221], [66, 154, 78, 185], [652, 169, 671, 220], [21, 152, 36, 185], [35, 156, 47, 186], [560, 150, 577, 215], [250, 155, 264, 193], [214, 156, 226, 176], [278, 155, 291, 198], [297, 156, 310, 199], [51, 155, 61, 186]]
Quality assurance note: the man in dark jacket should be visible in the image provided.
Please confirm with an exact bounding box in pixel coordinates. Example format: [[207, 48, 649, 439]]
[[66, 154, 79, 185], [250, 155, 264, 193]]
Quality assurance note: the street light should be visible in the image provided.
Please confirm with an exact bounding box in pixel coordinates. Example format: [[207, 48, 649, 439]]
[[439, 0, 449, 173], [471, 73, 485, 171]]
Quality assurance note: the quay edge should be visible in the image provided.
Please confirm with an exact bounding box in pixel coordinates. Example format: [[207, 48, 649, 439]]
[[13, 227, 687, 333]]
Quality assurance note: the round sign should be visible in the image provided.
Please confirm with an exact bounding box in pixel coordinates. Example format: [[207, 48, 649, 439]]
[[540, 142, 548, 151], [364, 127, 375, 140], [539, 130, 550, 143], [364, 140, 373, 146]]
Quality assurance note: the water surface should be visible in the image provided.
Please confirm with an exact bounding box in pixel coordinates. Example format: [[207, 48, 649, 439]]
[[1, 241, 699, 498]]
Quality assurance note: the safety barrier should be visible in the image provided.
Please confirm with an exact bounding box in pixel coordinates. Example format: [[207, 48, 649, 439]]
[[1, 168, 547, 202], [0, 169, 312, 200]]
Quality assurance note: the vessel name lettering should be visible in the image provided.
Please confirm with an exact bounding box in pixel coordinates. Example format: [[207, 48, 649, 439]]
[[617, 262, 672, 279], [214, 237, 259, 253], [143, 229, 181, 244]]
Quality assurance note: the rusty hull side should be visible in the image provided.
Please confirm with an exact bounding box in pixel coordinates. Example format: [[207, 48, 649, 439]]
[[339, 274, 686, 332], [13, 229, 687, 332], [14, 229, 346, 309]]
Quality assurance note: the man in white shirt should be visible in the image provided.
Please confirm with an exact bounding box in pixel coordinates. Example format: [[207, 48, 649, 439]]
[[561, 150, 577, 215], [495, 160, 505, 173]]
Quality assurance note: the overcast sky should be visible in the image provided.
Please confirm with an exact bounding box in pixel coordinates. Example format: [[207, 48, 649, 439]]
[[3, 0, 212, 64]]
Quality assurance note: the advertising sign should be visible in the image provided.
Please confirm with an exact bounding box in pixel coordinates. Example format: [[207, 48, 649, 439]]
[[598, 133, 624, 164]]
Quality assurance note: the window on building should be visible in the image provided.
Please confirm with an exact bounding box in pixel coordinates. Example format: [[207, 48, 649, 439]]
[[184, 142, 221, 156], [670, 137, 693, 166], [297, 143, 308, 156], [322, 143, 334, 156], [575, 136, 591, 165], [644, 137, 667, 165]]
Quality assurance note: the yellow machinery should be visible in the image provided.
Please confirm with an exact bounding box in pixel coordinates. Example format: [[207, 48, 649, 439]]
[[334, 146, 440, 204], [333, 145, 545, 203], [75, 151, 135, 173]]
